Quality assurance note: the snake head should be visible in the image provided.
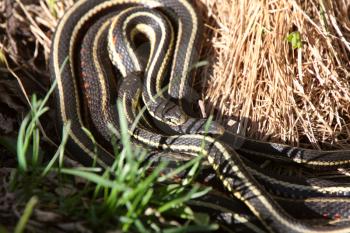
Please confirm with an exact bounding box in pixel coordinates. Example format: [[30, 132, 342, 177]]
[[157, 101, 188, 126]]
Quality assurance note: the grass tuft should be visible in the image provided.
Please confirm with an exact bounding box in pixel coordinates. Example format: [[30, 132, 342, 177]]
[[8, 83, 217, 232]]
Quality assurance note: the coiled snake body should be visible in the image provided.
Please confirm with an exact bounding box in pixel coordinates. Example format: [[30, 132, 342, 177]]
[[50, 0, 350, 232]]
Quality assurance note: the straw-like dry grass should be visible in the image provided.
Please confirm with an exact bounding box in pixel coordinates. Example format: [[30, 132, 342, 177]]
[[1, 0, 350, 150], [201, 0, 350, 149]]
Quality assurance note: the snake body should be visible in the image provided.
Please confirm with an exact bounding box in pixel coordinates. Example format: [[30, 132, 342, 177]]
[[50, 0, 350, 232]]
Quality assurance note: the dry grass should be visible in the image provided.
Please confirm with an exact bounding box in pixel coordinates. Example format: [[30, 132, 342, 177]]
[[1, 0, 350, 150], [0, 0, 72, 65], [201, 0, 350, 149]]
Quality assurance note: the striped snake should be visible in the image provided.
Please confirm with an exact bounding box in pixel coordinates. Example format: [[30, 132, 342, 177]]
[[49, 0, 350, 232]]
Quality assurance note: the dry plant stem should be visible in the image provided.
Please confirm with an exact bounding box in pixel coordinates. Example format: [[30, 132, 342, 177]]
[[202, 0, 350, 149], [12, 0, 73, 59]]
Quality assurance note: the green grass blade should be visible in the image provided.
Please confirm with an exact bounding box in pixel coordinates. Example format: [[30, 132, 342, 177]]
[[157, 155, 201, 183], [31, 127, 40, 167], [14, 196, 38, 233], [41, 121, 71, 176], [60, 168, 126, 189], [117, 101, 132, 156], [17, 115, 30, 171]]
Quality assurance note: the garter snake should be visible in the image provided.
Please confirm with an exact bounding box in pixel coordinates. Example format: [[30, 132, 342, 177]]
[[49, 0, 350, 232], [219, 132, 350, 169], [107, 4, 224, 135]]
